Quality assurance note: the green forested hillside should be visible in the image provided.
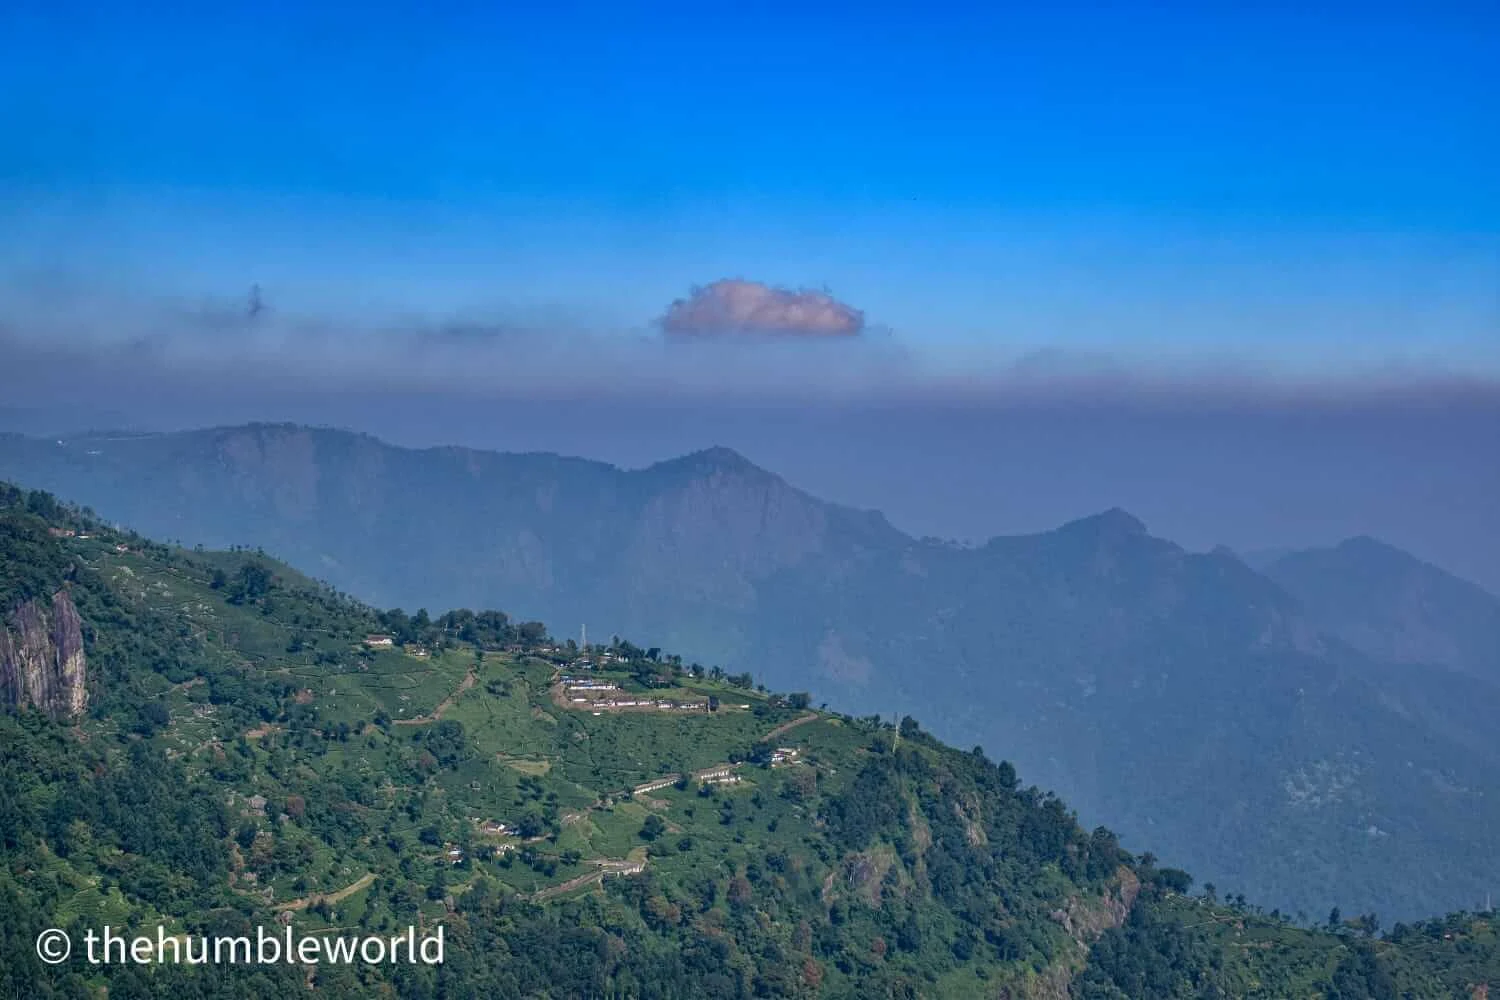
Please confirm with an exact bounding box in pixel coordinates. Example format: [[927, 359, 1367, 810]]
[[4, 424, 1498, 921], [1, 482, 1496, 999]]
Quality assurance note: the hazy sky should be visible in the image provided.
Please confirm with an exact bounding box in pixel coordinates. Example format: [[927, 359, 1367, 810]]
[[4, 331, 1499, 595], [3, 1, 1497, 374], [2, 1, 1497, 589]]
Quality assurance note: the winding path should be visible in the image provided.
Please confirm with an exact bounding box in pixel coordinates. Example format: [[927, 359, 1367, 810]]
[[393, 667, 477, 726], [530, 859, 647, 901], [763, 713, 819, 741], [274, 872, 376, 913]]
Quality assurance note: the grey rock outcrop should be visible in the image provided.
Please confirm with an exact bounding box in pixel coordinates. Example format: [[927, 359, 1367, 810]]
[[1, 589, 87, 719]]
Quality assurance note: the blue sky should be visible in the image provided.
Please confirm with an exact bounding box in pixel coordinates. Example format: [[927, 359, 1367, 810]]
[[2, 0, 1496, 374]]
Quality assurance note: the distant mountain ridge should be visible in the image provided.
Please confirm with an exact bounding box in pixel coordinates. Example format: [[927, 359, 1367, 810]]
[[1264, 535, 1500, 685], [1, 421, 1499, 921]]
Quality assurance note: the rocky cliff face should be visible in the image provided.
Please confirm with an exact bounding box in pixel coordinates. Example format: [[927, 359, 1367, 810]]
[[0, 589, 87, 719]]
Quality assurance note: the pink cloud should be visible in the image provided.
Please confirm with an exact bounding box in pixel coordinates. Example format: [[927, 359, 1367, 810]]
[[660, 279, 865, 337]]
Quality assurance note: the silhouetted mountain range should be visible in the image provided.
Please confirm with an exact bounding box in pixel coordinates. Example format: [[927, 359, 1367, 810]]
[[2, 422, 1497, 921]]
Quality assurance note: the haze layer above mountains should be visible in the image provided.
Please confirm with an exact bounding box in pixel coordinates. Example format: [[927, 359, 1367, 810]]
[[1, 423, 1497, 923], [4, 317, 1498, 599]]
